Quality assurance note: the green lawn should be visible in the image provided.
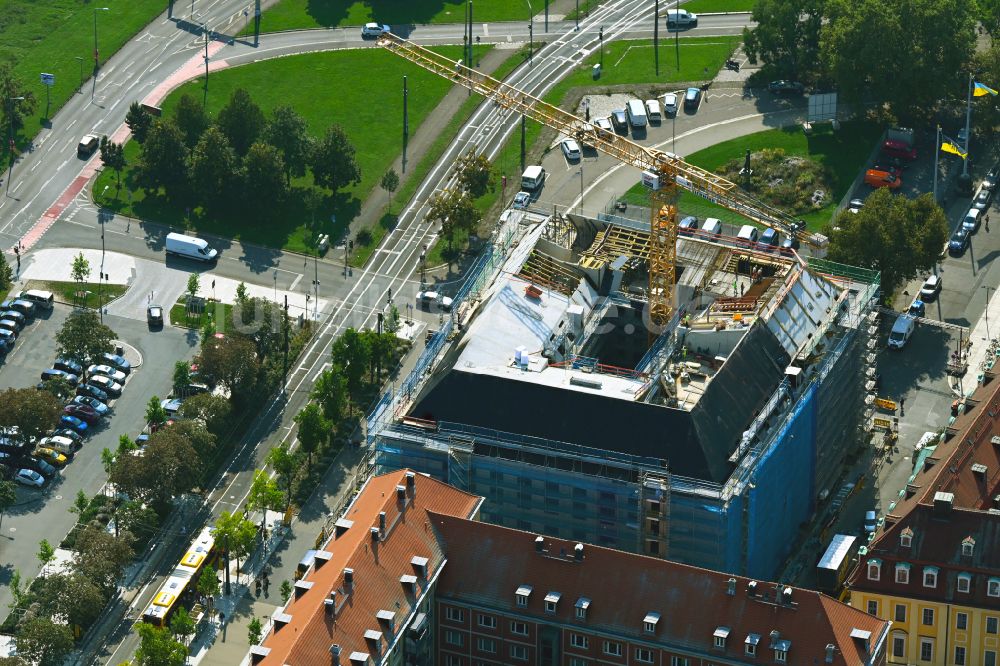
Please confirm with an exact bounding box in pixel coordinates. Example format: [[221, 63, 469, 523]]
[[621, 121, 881, 230], [93, 45, 489, 255], [681, 0, 756, 12], [169, 299, 233, 328], [25, 280, 128, 309], [0, 0, 167, 163], [252, 0, 534, 33]]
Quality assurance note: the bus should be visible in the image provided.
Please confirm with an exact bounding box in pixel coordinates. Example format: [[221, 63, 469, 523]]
[[142, 526, 218, 627], [816, 534, 858, 600]]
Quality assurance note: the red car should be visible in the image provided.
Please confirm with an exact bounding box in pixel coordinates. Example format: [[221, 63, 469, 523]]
[[63, 404, 100, 424]]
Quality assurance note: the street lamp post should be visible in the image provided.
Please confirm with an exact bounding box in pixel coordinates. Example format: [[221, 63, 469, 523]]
[[92, 7, 110, 102], [6, 96, 25, 196], [577, 165, 584, 214], [75, 56, 84, 93], [986, 286, 995, 342], [525, 0, 534, 66], [599, 26, 604, 69]]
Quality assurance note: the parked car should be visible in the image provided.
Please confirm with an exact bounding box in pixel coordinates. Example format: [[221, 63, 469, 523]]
[[2, 311, 25, 330], [361, 22, 390, 38], [661, 92, 678, 115], [919, 275, 942, 301], [768, 80, 805, 96], [864, 168, 901, 189], [417, 291, 454, 312], [87, 375, 122, 397], [41, 369, 79, 386], [34, 447, 68, 468], [908, 298, 925, 317], [54, 358, 83, 375], [973, 188, 993, 211], [60, 415, 88, 434], [0, 329, 16, 347], [15, 468, 44, 488], [665, 8, 698, 29], [678, 216, 699, 236], [593, 116, 613, 132], [887, 315, 916, 350], [87, 364, 127, 383], [864, 510, 878, 533], [72, 395, 109, 415], [609, 109, 628, 133], [560, 138, 582, 161], [512, 191, 531, 210], [758, 228, 780, 251], [2, 299, 35, 319], [683, 87, 701, 111], [0, 319, 22, 335], [949, 226, 970, 255], [984, 167, 999, 192], [147, 304, 164, 327], [24, 457, 57, 478], [50, 431, 84, 448], [64, 404, 100, 424], [161, 398, 184, 416], [76, 383, 109, 403], [848, 198, 865, 214], [98, 352, 131, 375]]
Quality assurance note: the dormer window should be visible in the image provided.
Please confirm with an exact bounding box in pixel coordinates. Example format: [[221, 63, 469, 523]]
[[544, 592, 561, 614], [714, 627, 730, 649], [895, 563, 910, 584], [643, 612, 660, 634], [746, 634, 761, 657], [774, 640, 791, 664], [575, 597, 590, 620], [923, 567, 939, 588], [957, 573, 972, 593], [962, 537, 975, 556], [867, 559, 881, 581], [516, 585, 532, 608], [900, 528, 913, 548]]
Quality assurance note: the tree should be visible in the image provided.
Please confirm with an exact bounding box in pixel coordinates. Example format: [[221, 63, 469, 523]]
[[214, 510, 257, 580], [168, 420, 217, 467], [37, 539, 55, 567], [456, 150, 493, 197], [14, 617, 74, 666], [189, 127, 239, 211], [74, 524, 135, 593], [825, 189, 948, 297], [246, 470, 283, 534], [248, 616, 263, 645], [71, 252, 91, 285], [117, 434, 136, 455], [37, 375, 72, 401], [0, 479, 14, 531], [363, 329, 397, 384], [178, 393, 231, 436], [173, 361, 191, 395], [426, 188, 480, 253], [742, 0, 824, 80], [169, 606, 196, 645], [216, 88, 265, 156], [99, 136, 127, 189], [295, 402, 329, 469], [110, 428, 201, 506], [972, 42, 1000, 131], [134, 622, 187, 666], [187, 272, 200, 301], [0, 388, 61, 447], [196, 334, 260, 400], [820, 0, 976, 121], [267, 443, 299, 511], [125, 101, 152, 144], [983, 0, 1000, 37], [55, 307, 117, 364], [101, 447, 116, 478], [173, 94, 209, 149], [196, 567, 220, 600], [146, 395, 168, 429], [265, 105, 313, 185], [311, 368, 348, 424], [71, 489, 89, 515], [41, 573, 106, 630], [115, 500, 159, 541], [384, 304, 401, 335], [331, 328, 370, 403], [0, 253, 12, 293], [231, 296, 287, 359], [380, 168, 400, 210], [242, 141, 287, 217], [0, 63, 38, 139], [280, 579, 292, 603], [137, 119, 189, 197], [310, 124, 361, 192]]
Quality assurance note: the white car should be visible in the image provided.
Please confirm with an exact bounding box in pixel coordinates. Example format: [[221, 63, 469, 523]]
[[560, 138, 582, 161], [973, 188, 992, 211], [662, 93, 678, 115], [594, 117, 613, 132], [87, 364, 126, 383], [417, 291, 454, 312], [513, 191, 531, 209], [361, 22, 390, 38], [15, 468, 45, 488]]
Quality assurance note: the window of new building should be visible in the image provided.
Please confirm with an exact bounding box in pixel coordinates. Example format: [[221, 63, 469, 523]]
[[922, 608, 935, 626], [956, 646, 967, 666], [986, 650, 998, 666], [446, 630, 464, 647], [957, 612, 968, 630], [990, 578, 1000, 597], [670, 657, 689, 666], [896, 563, 910, 584], [647, 539, 660, 555], [603, 640, 623, 657], [446, 607, 465, 622], [635, 648, 653, 663], [923, 567, 938, 588], [892, 633, 906, 659], [510, 621, 527, 636], [570, 634, 589, 649], [895, 604, 906, 623], [477, 637, 496, 654], [920, 638, 933, 662], [988, 616, 999, 635], [868, 559, 881, 581], [867, 600, 878, 616], [478, 614, 496, 629], [445, 656, 463, 666], [958, 573, 972, 593], [510, 644, 528, 661]]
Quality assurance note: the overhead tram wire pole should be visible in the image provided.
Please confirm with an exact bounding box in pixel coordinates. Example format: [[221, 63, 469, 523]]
[[6, 96, 25, 196], [75, 56, 84, 93], [525, 0, 534, 67], [986, 286, 995, 342], [654, 0, 659, 76], [92, 7, 110, 102]]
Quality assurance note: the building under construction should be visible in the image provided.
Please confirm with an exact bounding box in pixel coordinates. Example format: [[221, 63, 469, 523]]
[[370, 210, 880, 579]]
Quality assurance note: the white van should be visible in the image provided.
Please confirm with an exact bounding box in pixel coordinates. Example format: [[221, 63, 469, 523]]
[[666, 9, 698, 29], [39, 436, 78, 456], [737, 225, 759, 244], [521, 165, 546, 192], [17, 289, 54, 311], [165, 232, 218, 262], [626, 99, 648, 128], [888, 315, 915, 350], [701, 218, 722, 238], [644, 99, 662, 124]]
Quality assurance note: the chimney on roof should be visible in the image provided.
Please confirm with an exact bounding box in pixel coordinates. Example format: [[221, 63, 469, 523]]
[[325, 591, 337, 617], [379, 511, 387, 533], [825, 644, 835, 663], [973, 463, 989, 480], [933, 491, 955, 518], [727, 578, 736, 596], [344, 568, 354, 588], [405, 471, 416, 495], [535, 536, 545, 553], [330, 644, 342, 666], [747, 580, 758, 597], [770, 630, 780, 647], [574, 543, 584, 561], [782, 586, 792, 604], [396, 484, 406, 502], [371, 526, 380, 544]]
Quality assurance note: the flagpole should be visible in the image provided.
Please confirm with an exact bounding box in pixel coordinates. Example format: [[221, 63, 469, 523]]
[[933, 125, 940, 203], [963, 73, 972, 177]]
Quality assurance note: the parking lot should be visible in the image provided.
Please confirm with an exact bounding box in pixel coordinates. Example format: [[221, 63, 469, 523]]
[[0, 303, 198, 611]]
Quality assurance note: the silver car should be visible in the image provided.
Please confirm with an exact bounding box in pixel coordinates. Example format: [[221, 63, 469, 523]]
[[87, 364, 126, 383]]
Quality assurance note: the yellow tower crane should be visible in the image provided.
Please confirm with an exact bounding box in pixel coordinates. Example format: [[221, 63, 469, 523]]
[[377, 33, 828, 326]]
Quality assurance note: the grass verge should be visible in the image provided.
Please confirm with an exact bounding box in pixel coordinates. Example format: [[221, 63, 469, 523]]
[[682, 0, 755, 12], [169, 300, 234, 329], [25, 280, 128, 309], [620, 121, 882, 231]]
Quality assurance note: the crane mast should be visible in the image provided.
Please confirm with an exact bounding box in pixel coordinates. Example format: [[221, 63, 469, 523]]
[[377, 33, 827, 325]]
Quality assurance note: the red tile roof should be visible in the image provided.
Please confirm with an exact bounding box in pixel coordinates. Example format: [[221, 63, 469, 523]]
[[430, 512, 888, 666], [257, 470, 481, 666]]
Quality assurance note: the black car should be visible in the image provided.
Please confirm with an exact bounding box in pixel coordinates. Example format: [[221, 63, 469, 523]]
[[0, 299, 35, 319], [768, 80, 805, 96], [683, 87, 702, 111], [76, 383, 109, 403], [53, 428, 84, 446], [41, 368, 79, 386], [147, 305, 164, 328], [1, 311, 24, 331], [949, 226, 970, 255], [610, 109, 628, 134], [54, 358, 84, 376], [0, 320, 20, 336]]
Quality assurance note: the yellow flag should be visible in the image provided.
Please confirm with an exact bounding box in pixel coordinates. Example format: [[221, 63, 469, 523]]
[[941, 142, 967, 159], [974, 82, 998, 97]]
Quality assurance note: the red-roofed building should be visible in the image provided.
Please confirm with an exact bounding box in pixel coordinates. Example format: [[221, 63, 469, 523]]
[[847, 376, 1000, 665], [249, 470, 888, 666]]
